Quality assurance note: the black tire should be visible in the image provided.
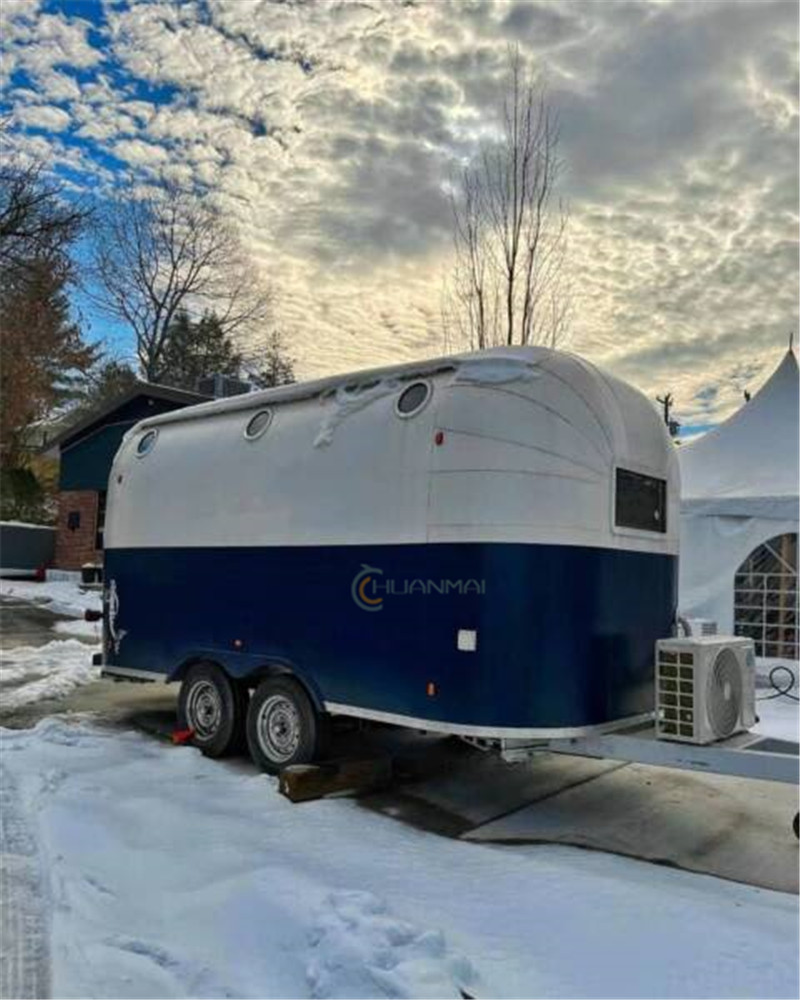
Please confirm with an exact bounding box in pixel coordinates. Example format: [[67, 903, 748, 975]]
[[246, 675, 327, 774], [793, 812, 799, 840], [178, 662, 248, 758]]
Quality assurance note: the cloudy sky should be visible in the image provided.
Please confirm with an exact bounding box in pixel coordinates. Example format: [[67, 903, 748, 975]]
[[2, 0, 798, 431]]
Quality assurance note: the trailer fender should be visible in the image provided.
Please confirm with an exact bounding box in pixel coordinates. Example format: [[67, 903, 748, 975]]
[[242, 662, 326, 714], [168, 653, 325, 714]]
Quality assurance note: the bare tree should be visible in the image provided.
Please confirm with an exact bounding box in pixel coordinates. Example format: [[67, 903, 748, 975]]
[[444, 48, 571, 351], [0, 123, 89, 280], [91, 182, 272, 381]]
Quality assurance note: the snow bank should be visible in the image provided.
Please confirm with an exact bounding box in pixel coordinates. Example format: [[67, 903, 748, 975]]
[[0, 577, 101, 618], [1, 719, 796, 999], [54, 618, 101, 640], [0, 520, 55, 530], [0, 640, 99, 709]]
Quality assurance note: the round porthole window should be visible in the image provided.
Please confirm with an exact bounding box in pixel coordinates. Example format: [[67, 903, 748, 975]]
[[136, 429, 158, 457], [244, 409, 272, 440], [396, 381, 431, 418]]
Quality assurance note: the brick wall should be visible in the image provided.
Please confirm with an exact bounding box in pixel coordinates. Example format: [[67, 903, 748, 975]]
[[54, 490, 101, 570]]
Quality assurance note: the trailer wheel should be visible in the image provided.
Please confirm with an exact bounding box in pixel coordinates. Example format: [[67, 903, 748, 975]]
[[246, 676, 325, 774], [178, 662, 247, 758], [794, 812, 799, 840]]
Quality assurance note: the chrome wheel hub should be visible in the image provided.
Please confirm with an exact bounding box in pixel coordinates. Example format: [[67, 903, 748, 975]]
[[186, 679, 223, 739], [256, 694, 301, 762]]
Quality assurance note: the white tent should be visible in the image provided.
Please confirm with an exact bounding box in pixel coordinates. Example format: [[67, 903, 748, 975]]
[[678, 347, 799, 656]]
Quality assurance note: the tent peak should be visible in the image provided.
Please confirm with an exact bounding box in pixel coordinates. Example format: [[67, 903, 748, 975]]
[[679, 345, 799, 504]]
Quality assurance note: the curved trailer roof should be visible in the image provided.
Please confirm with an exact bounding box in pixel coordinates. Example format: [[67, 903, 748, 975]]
[[108, 345, 679, 556]]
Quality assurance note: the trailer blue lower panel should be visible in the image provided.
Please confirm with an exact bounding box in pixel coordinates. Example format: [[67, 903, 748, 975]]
[[103, 543, 678, 732]]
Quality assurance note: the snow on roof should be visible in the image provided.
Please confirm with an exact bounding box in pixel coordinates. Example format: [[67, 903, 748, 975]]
[[138, 346, 555, 430], [680, 348, 799, 512]]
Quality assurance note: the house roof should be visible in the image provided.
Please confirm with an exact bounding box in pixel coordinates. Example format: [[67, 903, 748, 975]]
[[43, 382, 208, 453], [679, 347, 799, 516]]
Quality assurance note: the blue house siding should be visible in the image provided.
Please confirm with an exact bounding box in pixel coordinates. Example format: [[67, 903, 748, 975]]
[[60, 421, 137, 491], [59, 396, 199, 492]]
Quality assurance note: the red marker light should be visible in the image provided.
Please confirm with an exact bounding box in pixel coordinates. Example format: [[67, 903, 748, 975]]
[[434, 431, 445, 446]]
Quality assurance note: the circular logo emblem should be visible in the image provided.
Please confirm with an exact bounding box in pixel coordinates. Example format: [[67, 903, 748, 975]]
[[351, 565, 384, 612]]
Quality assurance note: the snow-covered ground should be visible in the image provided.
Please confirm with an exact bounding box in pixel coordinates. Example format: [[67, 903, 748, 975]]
[[1, 705, 798, 1000], [0, 639, 100, 710], [1, 580, 798, 997], [53, 617, 102, 639], [1, 580, 101, 709], [0, 577, 101, 618]]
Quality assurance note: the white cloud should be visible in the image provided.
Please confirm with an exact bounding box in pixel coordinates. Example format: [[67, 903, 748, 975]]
[[15, 103, 72, 132], [1, 0, 797, 427], [112, 137, 170, 167]]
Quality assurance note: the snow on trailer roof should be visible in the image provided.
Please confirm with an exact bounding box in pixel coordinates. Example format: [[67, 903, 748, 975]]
[[136, 346, 561, 430]]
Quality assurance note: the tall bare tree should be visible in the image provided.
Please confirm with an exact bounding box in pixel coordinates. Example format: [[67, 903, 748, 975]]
[[91, 182, 272, 381], [0, 120, 90, 281], [445, 48, 571, 351]]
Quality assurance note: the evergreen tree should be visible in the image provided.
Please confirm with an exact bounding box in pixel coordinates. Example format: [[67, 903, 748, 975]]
[[0, 256, 99, 468], [74, 358, 139, 416], [156, 310, 243, 391], [247, 330, 296, 388]]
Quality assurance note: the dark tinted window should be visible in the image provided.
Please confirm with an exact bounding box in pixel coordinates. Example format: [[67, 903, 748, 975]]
[[615, 468, 667, 533]]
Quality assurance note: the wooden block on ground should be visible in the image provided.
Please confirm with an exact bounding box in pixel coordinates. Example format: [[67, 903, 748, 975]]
[[279, 757, 393, 803]]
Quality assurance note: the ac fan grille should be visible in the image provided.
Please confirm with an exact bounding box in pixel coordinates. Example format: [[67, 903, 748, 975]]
[[707, 649, 743, 738]]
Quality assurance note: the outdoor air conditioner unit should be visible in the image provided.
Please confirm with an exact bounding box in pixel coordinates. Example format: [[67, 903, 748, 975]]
[[655, 636, 756, 745], [684, 617, 718, 637], [196, 374, 253, 399]]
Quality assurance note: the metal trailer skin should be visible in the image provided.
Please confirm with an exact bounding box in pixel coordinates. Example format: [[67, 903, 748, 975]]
[[101, 346, 680, 740]]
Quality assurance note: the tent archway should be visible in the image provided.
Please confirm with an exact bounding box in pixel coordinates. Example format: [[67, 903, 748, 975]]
[[733, 533, 798, 660]]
